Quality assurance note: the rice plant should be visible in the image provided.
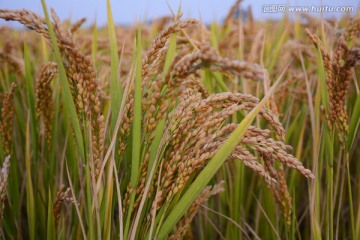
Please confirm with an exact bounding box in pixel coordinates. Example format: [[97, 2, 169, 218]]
[[0, 0, 359, 239]]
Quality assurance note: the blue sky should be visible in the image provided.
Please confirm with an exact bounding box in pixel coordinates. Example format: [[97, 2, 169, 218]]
[[0, 0, 358, 27]]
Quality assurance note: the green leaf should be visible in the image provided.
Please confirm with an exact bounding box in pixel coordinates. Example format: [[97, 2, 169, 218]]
[[267, 28, 288, 73], [23, 42, 38, 161], [102, 156, 114, 240], [46, 190, 55, 240], [124, 27, 143, 239], [131, 27, 143, 203], [346, 92, 360, 150], [107, 0, 123, 132]]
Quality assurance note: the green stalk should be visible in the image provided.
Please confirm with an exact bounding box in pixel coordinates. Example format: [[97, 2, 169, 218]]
[[46, 190, 55, 240], [85, 164, 95, 240], [324, 129, 334, 240], [124, 27, 142, 240], [103, 155, 114, 240], [345, 153, 355, 237], [25, 116, 35, 240]]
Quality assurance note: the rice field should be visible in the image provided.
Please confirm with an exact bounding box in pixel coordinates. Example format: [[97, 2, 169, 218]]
[[0, 0, 359, 239]]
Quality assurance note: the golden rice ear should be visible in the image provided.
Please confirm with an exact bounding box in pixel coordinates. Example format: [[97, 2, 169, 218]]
[[223, 0, 242, 28], [169, 44, 265, 82], [0, 8, 106, 177], [0, 9, 50, 38], [344, 17, 360, 42], [70, 17, 86, 33], [0, 155, 11, 226], [142, 16, 198, 85], [53, 185, 78, 228], [35, 62, 58, 145], [0, 45, 24, 77], [306, 24, 360, 147], [49, 8, 105, 175], [0, 83, 16, 156], [153, 88, 312, 210]]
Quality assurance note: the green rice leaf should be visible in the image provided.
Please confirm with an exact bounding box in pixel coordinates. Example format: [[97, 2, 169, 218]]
[[107, 0, 123, 132], [46, 190, 55, 240], [124, 26, 143, 239], [346, 92, 360, 150], [23, 42, 38, 160]]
